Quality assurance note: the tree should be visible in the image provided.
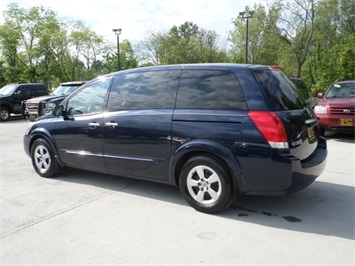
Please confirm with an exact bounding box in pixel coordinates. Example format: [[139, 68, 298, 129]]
[[304, 0, 355, 94], [1, 4, 63, 83], [70, 23, 110, 79], [138, 22, 229, 66], [229, 0, 354, 96], [274, 0, 318, 78], [0, 3, 118, 87], [103, 39, 138, 73], [0, 21, 25, 83], [230, 5, 263, 63]]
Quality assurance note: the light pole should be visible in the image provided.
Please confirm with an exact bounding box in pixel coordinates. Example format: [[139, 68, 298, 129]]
[[239, 11, 254, 64], [112, 28, 122, 71]]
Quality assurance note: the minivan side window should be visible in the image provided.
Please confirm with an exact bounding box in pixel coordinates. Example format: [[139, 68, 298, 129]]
[[66, 78, 111, 115], [176, 70, 247, 110], [107, 70, 181, 111]]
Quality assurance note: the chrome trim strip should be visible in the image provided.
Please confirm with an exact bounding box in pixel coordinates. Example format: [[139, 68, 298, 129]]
[[63, 150, 104, 157], [104, 154, 154, 162], [63, 149, 155, 162]]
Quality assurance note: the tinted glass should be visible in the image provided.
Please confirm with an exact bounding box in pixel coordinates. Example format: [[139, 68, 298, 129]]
[[19, 87, 31, 95], [107, 70, 180, 111], [36, 86, 46, 94], [66, 78, 111, 115], [176, 70, 247, 110], [254, 70, 305, 111], [33, 86, 42, 94]]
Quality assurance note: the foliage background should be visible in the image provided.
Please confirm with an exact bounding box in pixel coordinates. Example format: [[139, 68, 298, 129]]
[[0, 0, 354, 95]]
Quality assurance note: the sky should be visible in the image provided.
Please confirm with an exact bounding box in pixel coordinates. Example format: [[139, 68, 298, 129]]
[[0, 0, 266, 46]]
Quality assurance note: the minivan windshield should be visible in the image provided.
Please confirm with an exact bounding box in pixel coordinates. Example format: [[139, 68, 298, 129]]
[[254, 69, 305, 111], [0, 85, 17, 96]]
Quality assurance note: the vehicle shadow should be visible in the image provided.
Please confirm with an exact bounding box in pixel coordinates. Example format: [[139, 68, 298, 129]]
[[324, 131, 355, 143], [1, 115, 26, 123], [57, 168, 354, 241], [222, 181, 354, 240]]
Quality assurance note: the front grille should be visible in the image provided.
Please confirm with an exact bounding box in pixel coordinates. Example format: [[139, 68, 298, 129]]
[[26, 102, 39, 111], [330, 106, 355, 115]]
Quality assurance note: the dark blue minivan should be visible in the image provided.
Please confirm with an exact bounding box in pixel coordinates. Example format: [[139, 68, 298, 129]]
[[24, 64, 327, 213]]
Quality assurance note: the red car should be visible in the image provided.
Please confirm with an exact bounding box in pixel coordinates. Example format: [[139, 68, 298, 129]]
[[314, 80, 355, 135]]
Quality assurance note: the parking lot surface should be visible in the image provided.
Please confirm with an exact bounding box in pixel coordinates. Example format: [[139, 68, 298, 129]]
[[1, 117, 354, 265]]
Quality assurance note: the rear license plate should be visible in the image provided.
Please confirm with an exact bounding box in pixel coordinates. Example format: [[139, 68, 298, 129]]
[[307, 127, 316, 142], [339, 119, 353, 126]]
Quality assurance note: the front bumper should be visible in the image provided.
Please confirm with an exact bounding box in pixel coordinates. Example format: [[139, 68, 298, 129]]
[[23, 102, 53, 121], [317, 114, 355, 132]]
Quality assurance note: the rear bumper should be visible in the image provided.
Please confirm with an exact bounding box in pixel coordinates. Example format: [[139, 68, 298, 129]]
[[242, 137, 327, 196], [286, 136, 327, 193]]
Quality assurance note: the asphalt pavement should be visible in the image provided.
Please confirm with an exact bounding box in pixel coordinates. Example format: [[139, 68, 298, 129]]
[[1, 116, 354, 265]]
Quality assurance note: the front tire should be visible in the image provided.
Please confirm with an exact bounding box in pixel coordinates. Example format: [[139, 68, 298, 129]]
[[179, 156, 232, 213], [0, 106, 10, 122], [31, 138, 60, 177]]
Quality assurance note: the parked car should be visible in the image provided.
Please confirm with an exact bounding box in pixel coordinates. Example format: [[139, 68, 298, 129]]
[[314, 80, 355, 136], [24, 64, 327, 213], [0, 83, 48, 121], [22, 81, 86, 121]]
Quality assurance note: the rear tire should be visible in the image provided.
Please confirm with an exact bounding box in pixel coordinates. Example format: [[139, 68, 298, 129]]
[[179, 156, 232, 213], [31, 138, 60, 177]]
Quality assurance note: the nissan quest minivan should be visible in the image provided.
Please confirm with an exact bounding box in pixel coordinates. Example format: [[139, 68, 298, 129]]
[[24, 64, 327, 213]]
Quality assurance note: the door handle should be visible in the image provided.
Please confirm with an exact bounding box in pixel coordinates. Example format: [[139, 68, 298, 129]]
[[88, 122, 100, 128], [105, 122, 118, 128]]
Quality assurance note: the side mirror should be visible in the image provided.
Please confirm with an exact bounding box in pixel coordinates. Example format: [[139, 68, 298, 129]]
[[316, 92, 323, 99], [52, 105, 64, 116]]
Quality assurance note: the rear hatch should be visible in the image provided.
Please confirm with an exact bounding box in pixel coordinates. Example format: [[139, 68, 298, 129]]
[[252, 67, 319, 160]]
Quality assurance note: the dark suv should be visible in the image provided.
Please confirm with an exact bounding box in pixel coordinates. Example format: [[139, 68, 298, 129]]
[[0, 83, 48, 121], [23, 64, 327, 213], [22, 81, 86, 121]]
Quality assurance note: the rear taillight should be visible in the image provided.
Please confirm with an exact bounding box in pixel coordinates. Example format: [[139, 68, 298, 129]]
[[249, 111, 289, 149]]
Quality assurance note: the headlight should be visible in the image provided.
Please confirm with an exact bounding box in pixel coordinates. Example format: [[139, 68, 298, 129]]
[[43, 102, 56, 110], [314, 105, 327, 114]]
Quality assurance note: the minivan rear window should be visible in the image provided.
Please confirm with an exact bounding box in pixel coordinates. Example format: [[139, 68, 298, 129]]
[[176, 70, 247, 110], [254, 70, 305, 111]]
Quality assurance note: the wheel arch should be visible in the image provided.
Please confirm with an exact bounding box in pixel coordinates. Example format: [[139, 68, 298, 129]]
[[1, 102, 14, 113], [28, 129, 63, 167], [169, 140, 246, 194]]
